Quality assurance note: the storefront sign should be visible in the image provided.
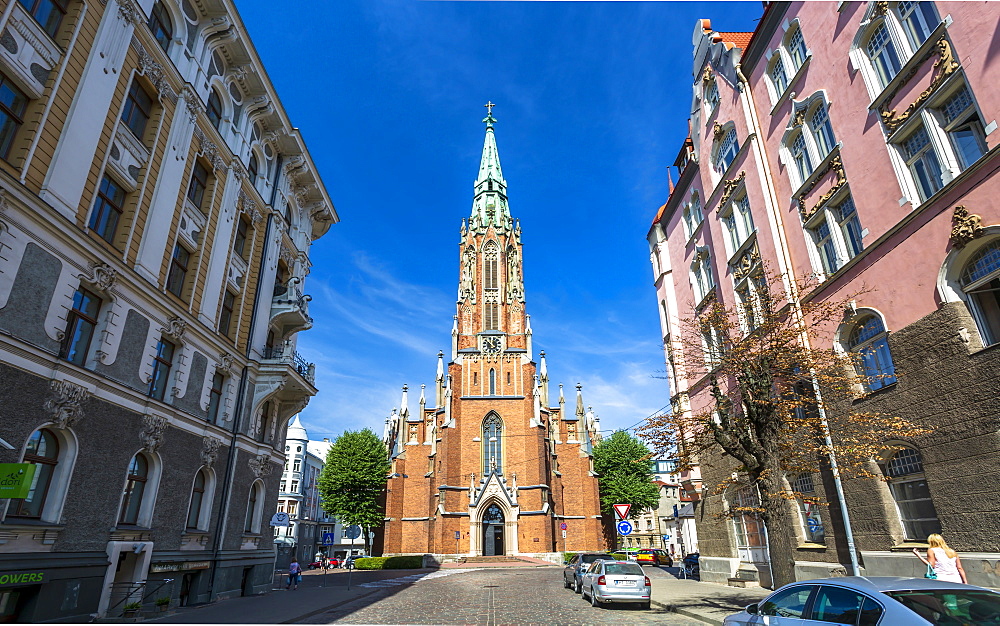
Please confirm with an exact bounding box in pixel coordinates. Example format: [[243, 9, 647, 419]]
[[0, 464, 37, 499], [185, 561, 210, 570], [151, 561, 211, 574], [0, 571, 45, 587]]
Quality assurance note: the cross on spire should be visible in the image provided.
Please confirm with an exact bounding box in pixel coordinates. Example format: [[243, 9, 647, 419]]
[[482, 101, 497, 127]]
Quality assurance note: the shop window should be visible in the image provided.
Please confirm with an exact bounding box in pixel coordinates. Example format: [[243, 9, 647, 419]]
[[10, 429, 59, 518]]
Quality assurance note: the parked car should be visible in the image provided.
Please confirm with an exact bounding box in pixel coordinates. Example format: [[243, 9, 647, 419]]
[[563, 553, 617, 593], [682, 552, 699, 578], [581, 560, 651, 609], [344, 555, 366, 569], [722, 576, 1000, 626], [309, 560, 323, 569], [327, 557, 341, 568], [617, 550, 639, 562], [636, 549, 672, 567]]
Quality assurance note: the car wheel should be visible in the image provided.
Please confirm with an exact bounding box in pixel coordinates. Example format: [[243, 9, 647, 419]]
[[641, 601, 651, 610], [591, 590, 600, 607], [575, 578, 582, 594], [563, 575, 571, 589]]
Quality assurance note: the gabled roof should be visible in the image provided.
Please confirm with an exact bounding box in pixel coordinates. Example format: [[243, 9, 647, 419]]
[[716, 31, 754, 51]]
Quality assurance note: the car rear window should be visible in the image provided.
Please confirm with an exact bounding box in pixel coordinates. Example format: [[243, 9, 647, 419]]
[[884, 588, 1000, 624], [581, 554, 615, 564], [604, 563, 644, 576]]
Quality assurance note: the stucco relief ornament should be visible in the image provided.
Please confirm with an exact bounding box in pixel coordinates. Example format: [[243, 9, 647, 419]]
[[949, 205, 984, 248], [139, 415, 168, 453], [44, 380, 89, 429], [162, 316, 187, 341], [879, 34, 960, 136], [216, 352, 236, 372], [116, 0, 144, 26], [237, 190, 262, 224], [701, 67, 713, 84], [713, 122, 726, 142], [80, 261, 118, 293], [791, 107, 806, 128], [717, 171, 747, 212], [182, 86, 202, 124], [201, 436, 223, 467], [872, 0, 888, 17], [249, 453, 274, 478]]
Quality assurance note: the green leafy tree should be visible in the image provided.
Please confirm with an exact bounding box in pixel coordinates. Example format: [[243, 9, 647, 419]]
[[592, 430, 660, 520], [317, 429, 390, 555]]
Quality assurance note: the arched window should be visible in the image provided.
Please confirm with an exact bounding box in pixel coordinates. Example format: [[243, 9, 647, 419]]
[[769, 55, 789, 97], [847, 314, 897, 391], [866, 22, 902, 90], [483, 242, 500, 331], [959, 239, 1000, 345], [883, 447, 940, 540], [244, 481, 263, 533], [715, 127, 739, 174], [704, 78, 720, 114], [208, 372, 225, 423], [207, 89, 223, 131], [119, 454, 150, 525], [489, 368, 496, 395], [787, 25, 808, 70], [682, 193, 703, 239], [248, 153, 259, 183], [810, 102, 835, 159], [690, 249, 714, 304], [790, 132, 813, 183], [482, 413, 503, 476], [148, 2, 173, 54], [10, 429, 59, 518], [186, 470, 207, 530]]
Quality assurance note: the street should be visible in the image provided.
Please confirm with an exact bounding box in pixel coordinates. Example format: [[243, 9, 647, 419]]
[[297, 566, 704, 625]]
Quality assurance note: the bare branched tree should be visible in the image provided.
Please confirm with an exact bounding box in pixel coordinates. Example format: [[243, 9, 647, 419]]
[[639, 268, 929, 587]]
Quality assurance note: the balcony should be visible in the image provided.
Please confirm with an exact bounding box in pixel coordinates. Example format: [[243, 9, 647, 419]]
[[263, 344, 316, 386], [271, 278, 313, 338]]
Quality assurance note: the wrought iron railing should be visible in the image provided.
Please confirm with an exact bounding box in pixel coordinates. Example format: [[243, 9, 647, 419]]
[[262, 345, 316, 385]]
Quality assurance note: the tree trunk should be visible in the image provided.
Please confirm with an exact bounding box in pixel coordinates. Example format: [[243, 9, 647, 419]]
[[759, 466, 798, 588]]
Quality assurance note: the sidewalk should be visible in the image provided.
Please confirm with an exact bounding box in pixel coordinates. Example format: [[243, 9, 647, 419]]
[[650, 575, 771, 626], [147, 569, 409, 624]]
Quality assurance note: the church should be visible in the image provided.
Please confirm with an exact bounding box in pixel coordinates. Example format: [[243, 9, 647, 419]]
[[381, 106, 607, 558]]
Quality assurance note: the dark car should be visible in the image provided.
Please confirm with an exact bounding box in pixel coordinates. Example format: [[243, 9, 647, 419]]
[[682, 552, 700, 578], [563, 553, 617, 593]]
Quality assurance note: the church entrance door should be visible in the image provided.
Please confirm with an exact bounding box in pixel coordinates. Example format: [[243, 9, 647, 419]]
[[482, 503, 505, 556]]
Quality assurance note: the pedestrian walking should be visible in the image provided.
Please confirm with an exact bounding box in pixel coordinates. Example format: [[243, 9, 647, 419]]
[[287, 558, 302, 590], [913, 533, 967, 583]]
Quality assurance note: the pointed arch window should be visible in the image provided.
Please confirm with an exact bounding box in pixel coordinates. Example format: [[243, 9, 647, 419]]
[[482, 413, 503, 475], [483, 242, 500, 330]]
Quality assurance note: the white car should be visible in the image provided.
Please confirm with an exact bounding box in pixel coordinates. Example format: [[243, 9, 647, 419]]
[[723, 576, 1000, 625], [581, 560, 651, 609]]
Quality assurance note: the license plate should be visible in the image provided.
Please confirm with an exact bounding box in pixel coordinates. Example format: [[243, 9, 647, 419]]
[[615, 580, 636, 586]]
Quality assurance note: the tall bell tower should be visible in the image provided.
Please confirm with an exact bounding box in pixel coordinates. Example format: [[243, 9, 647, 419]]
[[380, 105, 607, 559]]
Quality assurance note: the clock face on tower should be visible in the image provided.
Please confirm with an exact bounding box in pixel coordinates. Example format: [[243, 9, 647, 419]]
[[481, 336, 502, 354]]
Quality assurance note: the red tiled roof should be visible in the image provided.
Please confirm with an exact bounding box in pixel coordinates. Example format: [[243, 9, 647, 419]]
[[716, 31, 754, 51], [652, 202, 668, 226]]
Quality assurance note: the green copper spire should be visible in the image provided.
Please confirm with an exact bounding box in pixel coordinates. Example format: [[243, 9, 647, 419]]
[[470, 102, 510, 230]]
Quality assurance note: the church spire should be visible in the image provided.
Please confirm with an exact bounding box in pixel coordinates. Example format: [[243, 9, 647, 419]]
[[470, 102, 510, 230]]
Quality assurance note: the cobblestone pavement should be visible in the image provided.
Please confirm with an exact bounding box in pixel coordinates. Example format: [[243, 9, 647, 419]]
[[298, 566, 707, 625]]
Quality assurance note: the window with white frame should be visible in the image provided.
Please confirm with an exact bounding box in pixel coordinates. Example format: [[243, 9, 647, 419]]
[[690, 250, 715, 304], [937, 83, 987, 172], [846, 313, 897, 391], [186, 468, 214, 531], [705, 79, 720, 114], [807, 193, 864, 277], [769, 55, 789, 97], [866, 22, 903, 90], [899, 125, 945, 202], [715, 127, 739, 175], [810, 103, 836, 159], [790, 132, 813, 184], [722, 194, 755, 256], [118, 452, 156, 526], [700, 319, 722, 368], [244, 481, 264, 533], [735, 269, 767, 334], [787, 25, 808, 69], [682, 194, 703, 239], [959, 238, 1000, 346], [895, 1, 939, 51], [10, 429, 59, 519], [882, 447, 941, 541]]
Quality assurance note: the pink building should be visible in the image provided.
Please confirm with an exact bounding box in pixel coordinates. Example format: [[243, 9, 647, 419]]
[[649, 2, 1000, 587]]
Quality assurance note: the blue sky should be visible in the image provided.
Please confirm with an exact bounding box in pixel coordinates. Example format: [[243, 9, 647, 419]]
[[236, 1, 764, 441]]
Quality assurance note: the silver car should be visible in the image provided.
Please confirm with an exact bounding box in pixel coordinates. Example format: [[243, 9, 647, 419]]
[[723, 576, 1000, 625], [581, 560, 651, 609], [562, 552, 616, 593]]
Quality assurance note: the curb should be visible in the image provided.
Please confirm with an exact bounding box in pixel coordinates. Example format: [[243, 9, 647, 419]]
[[651, 600, 722, 626]]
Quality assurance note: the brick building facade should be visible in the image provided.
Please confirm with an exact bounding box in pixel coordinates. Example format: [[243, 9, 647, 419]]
[[381, 110, 606, 559]]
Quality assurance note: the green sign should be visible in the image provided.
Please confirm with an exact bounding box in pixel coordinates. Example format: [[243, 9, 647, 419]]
[[0, 571, 45, 587], [0, 463, 37, 499]]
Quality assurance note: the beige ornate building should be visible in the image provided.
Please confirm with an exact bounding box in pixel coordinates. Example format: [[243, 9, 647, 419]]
[[0, 0, 335, 619]]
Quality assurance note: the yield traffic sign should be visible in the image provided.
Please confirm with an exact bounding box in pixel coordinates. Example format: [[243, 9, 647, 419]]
[[613, 503, 631, 520]]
